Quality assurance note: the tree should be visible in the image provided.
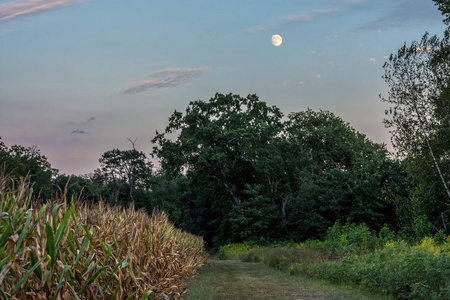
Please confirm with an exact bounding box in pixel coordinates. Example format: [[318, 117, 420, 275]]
[[0, 138, 57, 199], [152, 93, 283, 206], [434, 0, 450, 25], [382, 30, 450, 206], [97, 142, 153, 205], [152, 95, 400, 246], [152, 93, 284, 246], [281, 110, 398, 239], [53, 174, 101, 202]]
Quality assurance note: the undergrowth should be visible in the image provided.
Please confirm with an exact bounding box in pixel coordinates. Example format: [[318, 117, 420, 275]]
[[220, 222, 450, 299]]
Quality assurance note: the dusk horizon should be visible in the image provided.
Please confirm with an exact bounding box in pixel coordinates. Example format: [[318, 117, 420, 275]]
[[1, 0, 447, 175]]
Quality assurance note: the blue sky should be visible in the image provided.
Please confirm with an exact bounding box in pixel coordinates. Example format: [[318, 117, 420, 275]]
[[0, 0, 447, 175]]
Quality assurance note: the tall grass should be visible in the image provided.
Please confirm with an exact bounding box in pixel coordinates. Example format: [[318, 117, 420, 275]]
[[0, 170, 207, 299], [232, 223, 450, 299]]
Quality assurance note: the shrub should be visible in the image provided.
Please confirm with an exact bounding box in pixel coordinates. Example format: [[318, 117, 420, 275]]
[[305, 239, 450, 299], [218, 243, 254, 260], [325, 222, 378, 257]]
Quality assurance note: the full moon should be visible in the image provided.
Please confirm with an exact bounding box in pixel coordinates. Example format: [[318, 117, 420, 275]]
[[271, 34, 282, 46]]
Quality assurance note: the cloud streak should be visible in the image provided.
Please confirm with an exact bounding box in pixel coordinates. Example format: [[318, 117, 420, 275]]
[[245, 5, 351, 33], [245, 0, 440, 34], [282, 7, 342, 24], [0, 0, 87, 22], [71, 129, 87, 134], [120, 67, 210, 94], [354, 0, 442, 32]]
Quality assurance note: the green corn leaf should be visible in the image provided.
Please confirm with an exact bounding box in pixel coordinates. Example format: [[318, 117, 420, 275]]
[[104, 243, 112, 266], [0, 288, 9, 300], [124, 292, 136, 300], [74, 230, 91, 268], [55, 204, 75, 252], [82, 225, 94, 240], [28, 204, 46, 235], [112, 261, 122, 273], [51, 204, 64, 231], [120, 261, 129, 269], [53, 265, 68, 300], [29, 248, 42, 280], [11, 255, 49, 294], [16, 210, 32, 254], [66, 268, 76, 284], [113, 233, 119, 248], [0, 227, 12, 249], [11, 209, 21, 230], [84, 252, 96, 269], [67, 229, 76, 255], [140, 290, 152, 300], [111, 285, 120, 299], [79, 266, 106, 294], [100, 239, 107, 252], [83, 260, 98, 278], [45, 223, 56, 268], [0, 256, 11, 270], [43, 270, 51, 290], [66, 282, 81, 300]]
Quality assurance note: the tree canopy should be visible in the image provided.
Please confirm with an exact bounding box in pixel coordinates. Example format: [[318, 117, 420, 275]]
[[152, 94, 401, 247], [0, 138, 57, 199]]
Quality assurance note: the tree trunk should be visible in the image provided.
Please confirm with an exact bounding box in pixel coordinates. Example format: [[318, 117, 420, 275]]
[[281, 197, 287, 219], [412, 98, 450, 203]]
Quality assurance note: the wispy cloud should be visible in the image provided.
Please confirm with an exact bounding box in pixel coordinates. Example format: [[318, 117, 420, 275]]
[[71, 129, 87, 134], [67, 117, 94, 135], [120, 67, 210, 95], [0, 0, 87, 23], [283, 7, 342, 24], [355, 0, 442, 31], [246, 0, 440, 34], [245, 5, 351, 33]]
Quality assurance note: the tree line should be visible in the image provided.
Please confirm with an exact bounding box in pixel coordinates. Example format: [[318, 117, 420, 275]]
[[0, 95, 418, 248]]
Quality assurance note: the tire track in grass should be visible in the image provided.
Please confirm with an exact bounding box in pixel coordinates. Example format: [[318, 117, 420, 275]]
[[184, 260, 393, 300]]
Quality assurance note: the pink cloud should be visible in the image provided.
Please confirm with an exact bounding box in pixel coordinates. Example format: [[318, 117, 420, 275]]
[[0, 0, 87, 22], [120, 67, 211, 94]]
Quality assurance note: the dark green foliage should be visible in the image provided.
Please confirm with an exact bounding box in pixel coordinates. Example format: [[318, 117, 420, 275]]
[[152, 94, 404, 248], [53, 174, 102, 202], [152, 93, 285, 247], [93, 146, 153, 206], [382, 26, 450, 231], [0, 138, 57, 199], [434, 0, 450, 25], [233, 223, 450, 299], [281, 110, 399, 240]]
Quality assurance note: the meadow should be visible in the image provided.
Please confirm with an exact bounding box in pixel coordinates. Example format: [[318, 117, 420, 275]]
[[219, 223, 450, 300], [0, 171, 207, 299]]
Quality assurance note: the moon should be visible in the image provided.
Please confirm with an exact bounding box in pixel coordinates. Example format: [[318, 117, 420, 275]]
[[271, 34, 282, 46]]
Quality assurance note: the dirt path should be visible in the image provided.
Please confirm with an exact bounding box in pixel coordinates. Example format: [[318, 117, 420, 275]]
[[184, 260, 389, 300]]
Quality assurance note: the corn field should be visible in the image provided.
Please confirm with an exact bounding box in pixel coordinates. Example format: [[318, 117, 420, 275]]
[[0, 171, 207, 299]]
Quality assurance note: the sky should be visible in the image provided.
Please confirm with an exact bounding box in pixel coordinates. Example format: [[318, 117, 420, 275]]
[[0, 0, 447, 175]]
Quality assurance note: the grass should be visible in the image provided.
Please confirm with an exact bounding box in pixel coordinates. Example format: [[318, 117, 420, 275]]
[[184, 260, 394, 300]]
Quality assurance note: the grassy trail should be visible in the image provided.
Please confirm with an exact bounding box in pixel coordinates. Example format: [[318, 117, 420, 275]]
[[184, 260, 392, 300]]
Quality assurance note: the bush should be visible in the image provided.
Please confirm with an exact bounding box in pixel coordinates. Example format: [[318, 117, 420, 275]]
[[218, 243, 254, 260], [325, 222, 378, 257], [305, 239, 450, 299], [236, 222, 450, 299]]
